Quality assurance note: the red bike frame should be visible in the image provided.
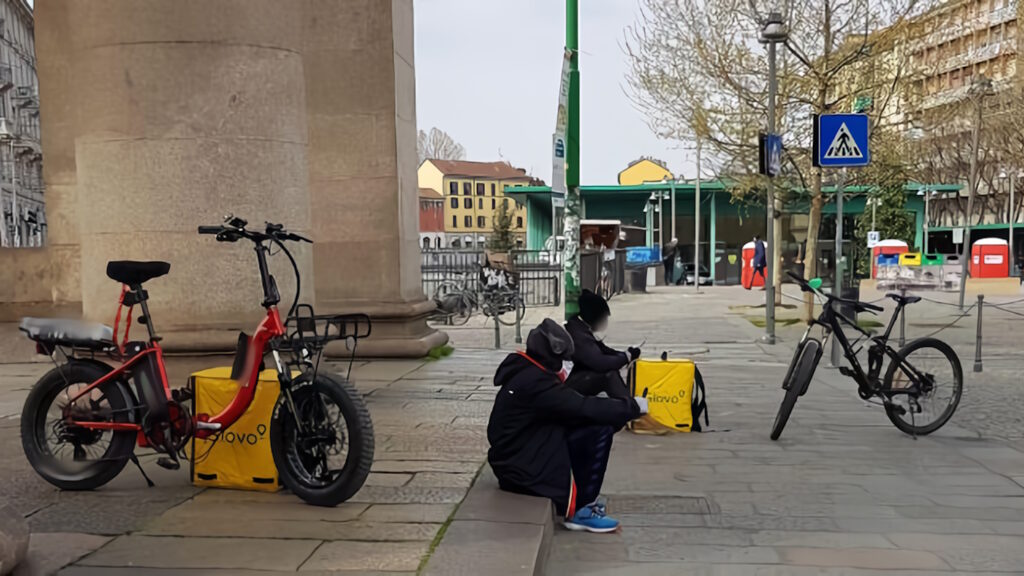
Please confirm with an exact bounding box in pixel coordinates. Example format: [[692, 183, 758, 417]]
[[67, 303, 286, 442]]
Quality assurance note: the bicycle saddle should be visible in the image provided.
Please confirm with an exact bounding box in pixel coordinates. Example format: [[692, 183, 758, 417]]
[[106, 261, 170, 286], [886, 292, 922, 305]]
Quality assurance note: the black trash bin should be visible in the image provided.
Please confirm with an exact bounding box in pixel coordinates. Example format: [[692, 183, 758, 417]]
[[628, 267, 647, 293], [835, 285, 860, 324]]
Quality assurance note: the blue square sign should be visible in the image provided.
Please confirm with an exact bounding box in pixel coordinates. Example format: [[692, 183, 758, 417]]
[[817, 114, 870, 167]]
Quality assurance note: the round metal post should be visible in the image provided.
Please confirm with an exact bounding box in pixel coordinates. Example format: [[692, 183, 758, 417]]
[[898, 287, 907, 348], [974, 294, 984, 373]]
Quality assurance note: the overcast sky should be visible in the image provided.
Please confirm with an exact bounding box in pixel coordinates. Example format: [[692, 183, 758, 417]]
[[414, 0, 697, 185]]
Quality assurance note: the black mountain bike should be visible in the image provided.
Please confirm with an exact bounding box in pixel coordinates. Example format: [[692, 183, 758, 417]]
[[771, 272, 963, 440]]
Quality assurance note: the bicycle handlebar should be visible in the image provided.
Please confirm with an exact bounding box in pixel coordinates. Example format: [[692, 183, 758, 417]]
[[785, 270, 883, 314]]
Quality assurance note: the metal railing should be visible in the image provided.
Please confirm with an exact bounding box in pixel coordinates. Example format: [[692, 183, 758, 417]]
[[421, 249, 562, 307]]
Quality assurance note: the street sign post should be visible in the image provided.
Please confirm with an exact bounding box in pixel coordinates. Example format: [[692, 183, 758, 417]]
[[867, 230, 880, 249], [816, 113, 870, 367]]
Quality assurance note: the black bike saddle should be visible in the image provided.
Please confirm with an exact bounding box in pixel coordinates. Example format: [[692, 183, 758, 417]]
[[106, 261, 171, 286]]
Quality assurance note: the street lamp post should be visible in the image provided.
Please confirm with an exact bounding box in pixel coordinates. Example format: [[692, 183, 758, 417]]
[[959, 75, 994, 311], [694, 136, 702, 292], [917, 188, 937, 254], [1000, 169, 1020, 276], [760, 11, 787, 345]]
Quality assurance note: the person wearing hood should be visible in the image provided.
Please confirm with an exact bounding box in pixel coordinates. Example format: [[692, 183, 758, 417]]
[[487, 318, 648, 533], [563, 289, 640, 401]]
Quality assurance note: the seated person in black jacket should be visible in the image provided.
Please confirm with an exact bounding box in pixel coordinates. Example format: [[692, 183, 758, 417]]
[[487, 318, 648, 533], [564, 289, 640, 401]]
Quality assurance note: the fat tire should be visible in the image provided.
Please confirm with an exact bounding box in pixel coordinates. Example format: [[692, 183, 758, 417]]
[[271, 373, 374, 507], [21, 361, 136, 491], [883, 337, 963, 436], [771, 339, 821, 441], [496, 294, 525, 326]]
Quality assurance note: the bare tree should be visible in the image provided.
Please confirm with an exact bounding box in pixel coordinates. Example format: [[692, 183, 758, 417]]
[[417, 127, 466, 164], [625, 0, 932, 317]]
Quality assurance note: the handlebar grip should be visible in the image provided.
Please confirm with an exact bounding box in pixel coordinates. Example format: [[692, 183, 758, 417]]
[[198, 226, 223, 235]]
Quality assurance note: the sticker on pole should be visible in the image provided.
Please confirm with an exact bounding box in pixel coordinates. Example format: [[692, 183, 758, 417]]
[[815, 114, 870, 167], [867, 230, 880, 248]]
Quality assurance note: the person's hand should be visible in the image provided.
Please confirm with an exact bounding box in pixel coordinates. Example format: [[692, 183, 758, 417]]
[[627, 347, 641, 361], [633, 396, 649, 415]]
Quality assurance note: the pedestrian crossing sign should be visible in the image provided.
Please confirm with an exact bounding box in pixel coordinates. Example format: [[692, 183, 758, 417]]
[[815, 114, 870, 167]]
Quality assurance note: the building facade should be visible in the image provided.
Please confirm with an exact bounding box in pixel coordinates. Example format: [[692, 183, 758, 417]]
[[418, 188, 446, 249], [0, 0, 41, 248], [417, 159, 534, 248], [618, 157, 672, 185]]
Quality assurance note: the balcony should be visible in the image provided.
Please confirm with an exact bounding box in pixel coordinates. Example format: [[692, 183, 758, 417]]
[[989, 6, 1016, 26], [0, 66, 12, 93]]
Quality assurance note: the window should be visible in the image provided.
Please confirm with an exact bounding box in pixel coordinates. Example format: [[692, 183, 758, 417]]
[[492, 199, 496, 209], [463, 182, 471, 195], [464, 215, 472, 228], [450, 198, 458, 209], [491, 183, 496, 196], [449, 181, 458, 196], [435, 237, 442, 248], [464, 198, 472, 209], [477, 183, 485, 196], [422, 237, 431, 249], [516, 217, 523, 228], [452, 215, 458, 228], [478, 198, 483, 209], [478, 216, 486, 228]]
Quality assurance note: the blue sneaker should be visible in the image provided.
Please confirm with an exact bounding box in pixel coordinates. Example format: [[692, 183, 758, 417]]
[[564, 502, 620, 533]]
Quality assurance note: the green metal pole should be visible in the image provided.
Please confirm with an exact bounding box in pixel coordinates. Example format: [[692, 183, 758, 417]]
[[563, 0, 582, 320], [710, 190, 717, 283]]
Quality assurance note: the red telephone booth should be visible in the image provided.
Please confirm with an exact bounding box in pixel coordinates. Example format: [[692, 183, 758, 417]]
[[742, 241, 767, 289], [971, 238, 1010, 278], [871, 240, 909, 279]]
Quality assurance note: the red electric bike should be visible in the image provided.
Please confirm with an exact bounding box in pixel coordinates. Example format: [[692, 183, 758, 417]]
[[19, 215, 374, 506]]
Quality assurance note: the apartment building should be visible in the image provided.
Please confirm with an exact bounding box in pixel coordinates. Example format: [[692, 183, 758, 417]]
[[417, 159, 536, 248], [0, 0, 41, 247]]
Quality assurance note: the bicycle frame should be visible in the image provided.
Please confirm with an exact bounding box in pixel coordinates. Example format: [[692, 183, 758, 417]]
[[66, 238, 289, 444], [810, 297, 927, 399]]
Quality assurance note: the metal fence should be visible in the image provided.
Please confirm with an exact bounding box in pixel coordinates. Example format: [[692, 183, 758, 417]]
[[421, 249, 562, 307]]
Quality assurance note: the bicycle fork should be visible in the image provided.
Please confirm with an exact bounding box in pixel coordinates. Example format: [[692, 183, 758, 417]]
[[273, 350, 306, 435]]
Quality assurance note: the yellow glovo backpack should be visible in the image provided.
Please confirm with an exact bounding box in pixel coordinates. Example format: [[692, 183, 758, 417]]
[[190, 367, 288, 491], [628, 357, 708, 434]]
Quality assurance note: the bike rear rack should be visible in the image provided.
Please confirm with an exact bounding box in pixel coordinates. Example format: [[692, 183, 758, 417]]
[[286, 304, 372, 350]]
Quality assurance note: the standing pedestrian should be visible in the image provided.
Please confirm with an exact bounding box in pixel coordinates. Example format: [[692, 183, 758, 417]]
[[662, 238, 678, 286], [753, 235, 767, 289]]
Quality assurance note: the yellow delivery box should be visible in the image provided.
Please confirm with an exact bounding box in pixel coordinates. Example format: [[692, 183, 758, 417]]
[[190, 367, 285, 492]]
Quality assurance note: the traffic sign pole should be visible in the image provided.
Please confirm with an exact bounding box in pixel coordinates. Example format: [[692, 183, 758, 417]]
[[830, 169, 847, 367], [764, 38, 778, 345]]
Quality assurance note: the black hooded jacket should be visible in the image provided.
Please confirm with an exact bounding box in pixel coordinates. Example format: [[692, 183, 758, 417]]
[[565, 316, 629, 374], [487, 348, 639, 501]]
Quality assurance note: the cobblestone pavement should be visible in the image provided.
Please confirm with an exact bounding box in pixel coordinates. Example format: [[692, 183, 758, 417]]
[[1, 281, 1022, 574], [0, 332, 507, 574], [546, 286, 1024, 575]]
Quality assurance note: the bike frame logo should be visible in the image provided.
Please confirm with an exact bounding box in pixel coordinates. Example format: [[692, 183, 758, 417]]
[[208, 423, 268, 447]]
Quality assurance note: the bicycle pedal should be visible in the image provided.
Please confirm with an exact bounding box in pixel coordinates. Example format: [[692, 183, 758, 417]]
[[156, 457, 180, 471], [838, 367, 855, 378]]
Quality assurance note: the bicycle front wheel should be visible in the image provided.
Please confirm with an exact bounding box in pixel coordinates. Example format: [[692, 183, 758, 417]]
[[496, 294, 525, 326], [883, 337, 963, 436], [771, 338, 821, 441], [271, 373, 374, 507]]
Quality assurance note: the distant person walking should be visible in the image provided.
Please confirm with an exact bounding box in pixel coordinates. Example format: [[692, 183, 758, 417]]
[[663, 238, 678, 286], [753, 235, 767, 289]]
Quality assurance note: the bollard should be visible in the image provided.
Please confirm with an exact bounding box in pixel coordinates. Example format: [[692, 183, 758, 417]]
[[514, 308, 523, 344], [898, 287, 906, 348], [974, 294, 984, 373], [493, 313, 501, 349]]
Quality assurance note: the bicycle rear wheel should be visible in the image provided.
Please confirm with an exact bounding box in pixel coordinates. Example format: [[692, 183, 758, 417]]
[[883, 337, 962, 436], [771, 338, 821, 441]]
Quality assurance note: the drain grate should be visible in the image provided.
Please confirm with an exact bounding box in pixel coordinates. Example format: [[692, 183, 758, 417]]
[[604, 495, 711, 515]]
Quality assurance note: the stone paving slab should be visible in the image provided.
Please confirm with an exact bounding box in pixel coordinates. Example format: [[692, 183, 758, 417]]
[[299, 540, 429, 572], [76, 535, 321, 571], [14, 532, 111, 576]]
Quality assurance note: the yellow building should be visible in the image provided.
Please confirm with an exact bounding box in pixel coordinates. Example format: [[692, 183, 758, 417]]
[[618, 157, 673, 185], [418, 159, 535, 248]]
